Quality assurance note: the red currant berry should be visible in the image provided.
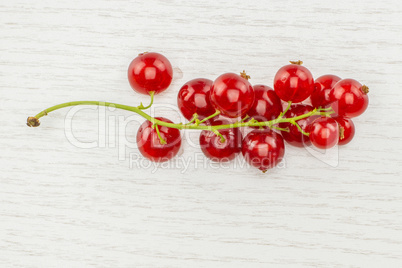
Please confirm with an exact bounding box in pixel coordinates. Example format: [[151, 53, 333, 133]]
[[210, 72, 255, 118], [242, 129, 285, 172], [329, 79, 369, 118], [136, 117, 181, 162], [310, 74, 341, 108], [199, 119, 242, 162], [279, 104, 315, 147], [333, 116, 355, 145], [308, 117, 339, 149], [247, 85, 283, 123], [128, 52, 173, 95], [274, 62, 314, 103], [177, 78, 216, 121]]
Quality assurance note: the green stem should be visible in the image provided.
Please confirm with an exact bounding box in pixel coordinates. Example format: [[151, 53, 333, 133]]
[[240, 114, 250, 122], [137, 91, 155, 110], [154, 124, 167, 144], [186, 113, 198, 125], [213, 129, 226, 143], [289, 120, 309, 136], [198, 110, 220, 124], [283, 101, 292, 114], [27, 101, 333, 136], [271, 126, 290, 132], [32, 101, 154, 122]]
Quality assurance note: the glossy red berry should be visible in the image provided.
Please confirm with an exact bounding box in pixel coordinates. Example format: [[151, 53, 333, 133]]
[[333, 116, 355, 145], [128, 52, 173, 95], [136, 117, 181, 162], [309, 117, 339, 149], [242, 129, 285, 172], [279, 104, 315, 147], [210, 73, 255, 118], [199, 119, 242, 162], [247, 85, 283, 122], [177, 78, 216, 121], [310, 74, 341, 108], [274, 63, 314, 103], [329, 78, 369, 118]]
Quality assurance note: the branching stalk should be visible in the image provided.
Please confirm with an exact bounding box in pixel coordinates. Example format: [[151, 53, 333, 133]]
[[27, 101, 334, 143], [137, 91, 155, 110]]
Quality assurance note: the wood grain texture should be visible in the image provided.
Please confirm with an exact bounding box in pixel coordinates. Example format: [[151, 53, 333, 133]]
[[1, 0, 402, 267]]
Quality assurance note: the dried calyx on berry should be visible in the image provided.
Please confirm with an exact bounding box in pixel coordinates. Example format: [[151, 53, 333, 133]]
[[289, 60, 303, 65]]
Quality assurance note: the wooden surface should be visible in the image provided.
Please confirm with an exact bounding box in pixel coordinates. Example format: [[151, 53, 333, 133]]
[[1, 0, 402, 267]]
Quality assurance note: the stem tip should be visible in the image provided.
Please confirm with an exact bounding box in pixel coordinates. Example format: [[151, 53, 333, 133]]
[[27, 117, 40, 127]]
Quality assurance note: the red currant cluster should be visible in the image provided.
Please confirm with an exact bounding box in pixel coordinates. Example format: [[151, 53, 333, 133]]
[[28, 52, 369, 173], [127, 53, 369, 172]]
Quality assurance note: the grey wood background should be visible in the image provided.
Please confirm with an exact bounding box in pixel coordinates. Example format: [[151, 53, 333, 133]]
[[1, 0, 402, 267]]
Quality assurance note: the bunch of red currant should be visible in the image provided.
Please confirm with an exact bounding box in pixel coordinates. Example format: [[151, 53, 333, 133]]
[[128, 52, 369, 172], [28, 52, 369, 173]]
